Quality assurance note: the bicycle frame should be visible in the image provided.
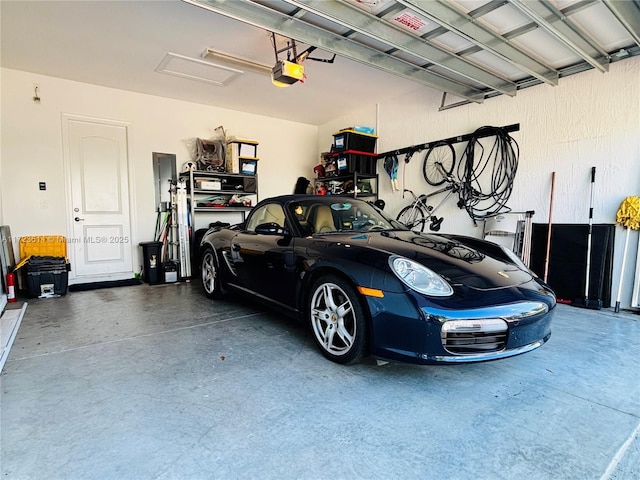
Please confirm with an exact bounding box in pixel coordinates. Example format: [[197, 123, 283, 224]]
[[418, 183, 456, 215], [398, 191, 425, 230], [399, 181, 460, 231], [397, 162, 462, 232]]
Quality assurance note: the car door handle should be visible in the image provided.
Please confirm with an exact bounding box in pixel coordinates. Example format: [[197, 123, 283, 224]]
[[232, 243, 241, 252], [74, 217, 85, 222]]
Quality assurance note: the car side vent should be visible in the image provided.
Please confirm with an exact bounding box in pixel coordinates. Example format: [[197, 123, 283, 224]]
[[222, 250, 238, 276], [441, 319, 508, 355]]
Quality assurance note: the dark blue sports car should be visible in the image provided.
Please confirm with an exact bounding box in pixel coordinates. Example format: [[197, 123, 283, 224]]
[[199, 195, 555, 365]]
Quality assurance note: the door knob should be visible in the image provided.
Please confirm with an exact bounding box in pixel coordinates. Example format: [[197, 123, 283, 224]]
[[74, 217, 85, 222]]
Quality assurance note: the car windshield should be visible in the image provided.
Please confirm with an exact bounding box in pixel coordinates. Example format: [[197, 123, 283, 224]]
[[287, 198, 405, 235]]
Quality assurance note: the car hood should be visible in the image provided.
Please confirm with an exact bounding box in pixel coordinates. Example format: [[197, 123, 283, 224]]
[[322, 230, 534, 290]]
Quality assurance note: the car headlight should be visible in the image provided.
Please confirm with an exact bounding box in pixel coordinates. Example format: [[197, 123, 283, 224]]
[[389, 255, 453, 297]]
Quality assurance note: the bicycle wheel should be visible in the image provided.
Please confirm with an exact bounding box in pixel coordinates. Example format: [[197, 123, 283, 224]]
[[397, 204, 427, 232], [423, 141, 456, 186]]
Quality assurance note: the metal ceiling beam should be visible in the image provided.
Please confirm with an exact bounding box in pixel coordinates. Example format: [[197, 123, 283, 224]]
[[282, 0, 517, 95], [509, 0, 609, 72], [184, 0, 486, 102], [396, 0, 559, 85], [602, 0, 640, 48], [467, 0, 509, 19], [439, 44, 640, 111], [453, 1, 600, 58]]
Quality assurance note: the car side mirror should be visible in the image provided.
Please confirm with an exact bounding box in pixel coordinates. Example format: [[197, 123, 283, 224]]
[[255, 222, 288, 236]]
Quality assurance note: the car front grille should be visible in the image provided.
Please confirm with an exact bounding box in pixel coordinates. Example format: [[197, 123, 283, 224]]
[[441, 319, 508, 355]]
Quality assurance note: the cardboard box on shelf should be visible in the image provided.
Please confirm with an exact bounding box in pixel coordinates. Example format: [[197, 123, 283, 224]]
[[227, 139, 259, 173]]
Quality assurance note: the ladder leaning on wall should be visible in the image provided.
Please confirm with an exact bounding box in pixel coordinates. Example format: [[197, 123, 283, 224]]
[[176, 179, 191, 279]]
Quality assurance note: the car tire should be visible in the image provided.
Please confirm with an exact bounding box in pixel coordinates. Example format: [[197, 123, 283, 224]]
[[308, 275, 367, 365], [201, 247, 224, 299]]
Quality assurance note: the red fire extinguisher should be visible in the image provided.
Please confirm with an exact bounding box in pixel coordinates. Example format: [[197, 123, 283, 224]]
[[6, 272, 16, 303]]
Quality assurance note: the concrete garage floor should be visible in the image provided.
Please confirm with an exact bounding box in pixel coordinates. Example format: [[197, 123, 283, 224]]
[[1, 282, 639, 480]]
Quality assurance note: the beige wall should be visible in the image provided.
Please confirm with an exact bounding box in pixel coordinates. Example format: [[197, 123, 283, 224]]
[[3, 59, 639, 307], [0, 68, 318, 276], [319, 57, 640, 308]]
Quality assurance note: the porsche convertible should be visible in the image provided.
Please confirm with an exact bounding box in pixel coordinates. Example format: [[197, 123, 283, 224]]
[[199, 194, 555, 365]]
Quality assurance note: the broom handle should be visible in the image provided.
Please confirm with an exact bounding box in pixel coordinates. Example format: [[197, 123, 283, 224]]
[[543, 172, 556, 283], [614, 227, 630, 312], [584, 167, 596, 298]]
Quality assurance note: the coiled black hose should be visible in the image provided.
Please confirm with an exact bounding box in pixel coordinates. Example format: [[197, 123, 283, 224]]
[[455, 126, 519, 222]]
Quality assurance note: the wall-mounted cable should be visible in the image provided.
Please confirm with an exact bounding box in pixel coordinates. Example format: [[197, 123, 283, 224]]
[[455, 126, 519, 222]]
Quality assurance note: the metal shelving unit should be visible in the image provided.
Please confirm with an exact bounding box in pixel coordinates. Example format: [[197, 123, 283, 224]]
[[178, 170, 258, 279], [180, 170, 258, 228], [314, 172, 378, 200]]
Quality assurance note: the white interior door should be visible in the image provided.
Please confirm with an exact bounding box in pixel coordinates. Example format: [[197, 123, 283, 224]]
[[64, 116, 133, 282]]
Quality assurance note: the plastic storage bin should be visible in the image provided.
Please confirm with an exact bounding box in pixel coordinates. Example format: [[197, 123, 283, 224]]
[[16, 235, 68, 271], [323, 150, 378, 175], [240, 158, 258, 175], [139, 241, 163, 285], [226, 139, 259, 173], [333, 130, 378, 153], [26, 256, 68, 298], [162, 261, 178, 283], [19, 235, 67, 259]]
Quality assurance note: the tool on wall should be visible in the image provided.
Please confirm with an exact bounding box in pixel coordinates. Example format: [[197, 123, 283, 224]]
[[573, 167, 603, 310], [543, 172, 556, 283], [455, 126, 519, 223], [383, 155, 399, 192], [381, 124, 520, 228], [613, 196, 640, 312]]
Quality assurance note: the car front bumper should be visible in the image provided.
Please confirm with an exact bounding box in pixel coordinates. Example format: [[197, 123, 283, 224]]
[[367, 292, 555, 365]]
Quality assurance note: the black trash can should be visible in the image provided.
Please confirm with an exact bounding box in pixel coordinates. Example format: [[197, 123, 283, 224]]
[[139, 241, 163, 285]]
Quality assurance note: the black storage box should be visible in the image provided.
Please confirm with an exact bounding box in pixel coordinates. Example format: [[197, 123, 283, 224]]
[[323, 150, 378, 175], [332, 130, 378, 153], [243, 177, 257, 193], [162, 261, 178, 283], [26, 255, 68, 298]]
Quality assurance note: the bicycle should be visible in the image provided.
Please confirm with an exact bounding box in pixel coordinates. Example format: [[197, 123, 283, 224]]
[[396, 163, 463, 232], [422, 141, 456, 186]]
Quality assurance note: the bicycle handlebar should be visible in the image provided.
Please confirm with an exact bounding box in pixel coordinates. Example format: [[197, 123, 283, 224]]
[[402, 188, 417, 200]]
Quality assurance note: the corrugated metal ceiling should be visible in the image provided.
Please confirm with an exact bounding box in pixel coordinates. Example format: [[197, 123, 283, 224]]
[[186, 0, 640, 109]]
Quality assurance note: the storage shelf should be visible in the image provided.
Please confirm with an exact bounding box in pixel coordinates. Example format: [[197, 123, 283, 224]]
[[317, 173, 377, 182], [192, 189, 256, 195], [194, 206, 253, 212], [353, 193, 377, 198], [180, 171, 256, 180], [314, 172, 378, 200], [177, 150, 259, 280], [184, 168, 258, 229]]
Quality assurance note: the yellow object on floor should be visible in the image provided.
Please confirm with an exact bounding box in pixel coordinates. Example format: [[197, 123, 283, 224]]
[[15, 235, 67, 270]]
